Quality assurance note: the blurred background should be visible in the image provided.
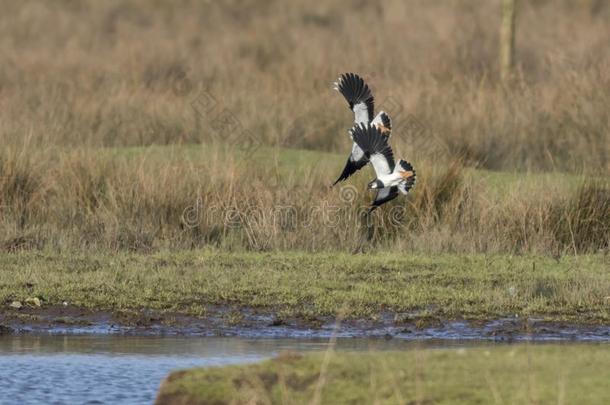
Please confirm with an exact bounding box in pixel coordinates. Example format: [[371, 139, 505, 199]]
[[0, 0, 608, 253], [2, 0, 609, 171]]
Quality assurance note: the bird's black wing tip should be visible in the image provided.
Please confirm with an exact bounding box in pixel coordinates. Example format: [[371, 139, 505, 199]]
[[336, 72, 372, 103], [333, 156, 368, 185]]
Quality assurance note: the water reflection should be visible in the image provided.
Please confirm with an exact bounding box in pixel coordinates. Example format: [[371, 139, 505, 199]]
[[0, 334, 496, 357]]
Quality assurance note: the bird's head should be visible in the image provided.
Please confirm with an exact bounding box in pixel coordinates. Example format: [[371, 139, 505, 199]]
[[368, 179, 384, 189]]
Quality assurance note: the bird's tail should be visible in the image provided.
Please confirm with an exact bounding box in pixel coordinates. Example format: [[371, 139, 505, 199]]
[[394, 160, 417, 195], [371, 111, 392, 136]]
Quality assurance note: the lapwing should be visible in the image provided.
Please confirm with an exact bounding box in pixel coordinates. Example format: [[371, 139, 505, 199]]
[[332, 73, 392, 185], [349, 123, 416, 211]]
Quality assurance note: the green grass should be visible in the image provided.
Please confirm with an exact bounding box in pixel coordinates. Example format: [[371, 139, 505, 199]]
[[156, 344, 610, 404], [2, 251, 608, 323], [107, 143, 587, 192], [107, 143, 339, 172]]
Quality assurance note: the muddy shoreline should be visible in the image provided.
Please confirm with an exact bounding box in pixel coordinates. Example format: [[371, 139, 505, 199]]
[[1, 305, 609, 341]]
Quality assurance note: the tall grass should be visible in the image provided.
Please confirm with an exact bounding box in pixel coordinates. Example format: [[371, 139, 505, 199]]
[[0, 0, 608, 254], [1, 147, 607, 254], [1, 0, 609, 172]]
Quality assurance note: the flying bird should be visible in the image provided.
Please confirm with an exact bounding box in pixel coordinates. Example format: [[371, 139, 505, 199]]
[[349, 123, 416, 212], [333, 73, 392, 185]]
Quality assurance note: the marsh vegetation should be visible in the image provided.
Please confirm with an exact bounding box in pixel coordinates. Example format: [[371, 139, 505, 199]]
[[1, 2, 609, 404], [1, 0, 608, 256]]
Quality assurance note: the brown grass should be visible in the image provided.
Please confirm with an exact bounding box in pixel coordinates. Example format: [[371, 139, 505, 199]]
[[0, 146, 607, 254], [551, 182, 610, 254], [2, 0, 609, 171], [0, 0, 609, 254]]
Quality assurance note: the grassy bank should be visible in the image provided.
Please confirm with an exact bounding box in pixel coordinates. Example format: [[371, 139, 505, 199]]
[[156, 344, 610, 404], [1, 251, 608, 324]]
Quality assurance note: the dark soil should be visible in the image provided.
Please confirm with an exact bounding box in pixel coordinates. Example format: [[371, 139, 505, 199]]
[[1, 305, 610, 341]]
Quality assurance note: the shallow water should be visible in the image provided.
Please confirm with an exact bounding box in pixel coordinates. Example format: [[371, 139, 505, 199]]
[[0, 335, 498, 405], [10, 315, 610, 341], [0, 335, 604, 405]]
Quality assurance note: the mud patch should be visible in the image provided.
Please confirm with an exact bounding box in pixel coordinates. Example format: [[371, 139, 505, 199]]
[[1, 305, 609, 341]]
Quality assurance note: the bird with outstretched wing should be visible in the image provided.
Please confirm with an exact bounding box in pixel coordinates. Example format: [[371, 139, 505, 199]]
[[332, 73, 393, 185], [349, 123, 417, 212]]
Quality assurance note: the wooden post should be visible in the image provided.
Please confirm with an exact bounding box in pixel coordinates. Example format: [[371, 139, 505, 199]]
[[500, 0, 517, 82]]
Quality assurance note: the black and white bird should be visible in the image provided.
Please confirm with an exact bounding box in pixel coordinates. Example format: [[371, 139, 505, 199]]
[[333, 73, 392, 185], [349, 123, 416, 211]]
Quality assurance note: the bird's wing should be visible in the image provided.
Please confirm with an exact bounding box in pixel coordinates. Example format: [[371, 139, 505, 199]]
[[334, 73, 374, 125], [369, 186, 399, 212], [333, 142, 368, 185], [350, 123, 395, 177], [370, 111, 392, 138]]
